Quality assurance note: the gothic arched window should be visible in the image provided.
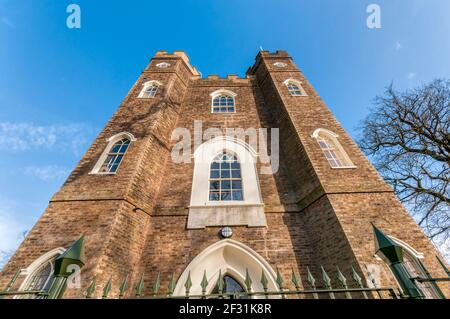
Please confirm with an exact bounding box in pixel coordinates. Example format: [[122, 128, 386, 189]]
[[138, 80, 160, 98], [209, 152, 243, 201], [210, 89, 237, 113], [19, 248, 65, 299], [91, 132, 136, 174], [312, 128, 354, 168], [283, 79, 307, 96], [98, 138, 130, 173], [25, 259, 55, 294]]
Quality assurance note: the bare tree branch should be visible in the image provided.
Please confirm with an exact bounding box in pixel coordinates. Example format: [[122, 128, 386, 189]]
[[358, 79, 450, 244]]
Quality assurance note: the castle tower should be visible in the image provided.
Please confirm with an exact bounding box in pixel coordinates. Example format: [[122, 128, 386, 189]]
[[0, 50, 448, 299]]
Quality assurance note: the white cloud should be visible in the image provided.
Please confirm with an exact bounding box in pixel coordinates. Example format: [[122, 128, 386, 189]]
[[24, 165, 70, 182], [0, 122, 95, 156], [395, 41, 403, 51], [407, 72, 417, 79]]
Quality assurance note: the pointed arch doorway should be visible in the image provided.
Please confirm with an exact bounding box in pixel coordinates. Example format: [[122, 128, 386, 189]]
[[173, 239, 278, 297]]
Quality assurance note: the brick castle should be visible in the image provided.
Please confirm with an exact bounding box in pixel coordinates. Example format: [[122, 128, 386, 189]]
[[0, 50, 448, 298]]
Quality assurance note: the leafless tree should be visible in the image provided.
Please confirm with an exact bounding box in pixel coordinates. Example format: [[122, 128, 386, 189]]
[[359, 79, 449, 243]]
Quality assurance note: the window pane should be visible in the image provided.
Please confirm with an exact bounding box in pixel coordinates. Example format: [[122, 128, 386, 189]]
[[221, 192, 232, 200], [232, 180, 242, 189], [210, 170, 220, 178], [221, 162, 230, 169], [232, 191, 243, 200], [114, 155, 123, 164], [231, 162, 240, 169], [220, 170, 230, 178], [209, 192, 220, 201], [211, 162, 220, 169], [111, 144, 121, 153], [221, 181, 231, 190], [210, 181, 220, 190]]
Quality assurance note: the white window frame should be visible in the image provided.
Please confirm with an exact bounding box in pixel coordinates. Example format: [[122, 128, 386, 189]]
[[90, 132, 137, 175], [188, 136, 265, 229], [311, 128, 356, 169], [273, 62, 287, 68], [138, 80, 162, 98], [156, 62, 170, 68], [17, 247, 66, 294], [210, 89, 237, 114], [283, 79, 307, 96]]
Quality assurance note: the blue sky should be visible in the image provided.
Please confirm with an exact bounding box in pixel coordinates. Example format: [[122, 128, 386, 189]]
[[1, 0, 449, 266]]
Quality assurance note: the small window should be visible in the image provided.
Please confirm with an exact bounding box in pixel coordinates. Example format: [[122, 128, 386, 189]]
[[212, 95, 235, 113], [312, 129, 354, 168], [273, 62, 287, 68], [139, 81, 160, 98], [209, 152, 243, 201], [98, 138, 130, 173], [156, 62, 170, 68], [283, 79, 306, 96]]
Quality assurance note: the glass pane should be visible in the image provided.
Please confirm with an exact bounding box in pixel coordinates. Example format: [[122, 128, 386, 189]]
[[221, 192, 232, 200], [231, 162, 240, 169], [111, 144, 121, 153], [220, 170, 230, 178], [232, 191, 243, 200], [221, 162, 230, 169], [209, 192, 220, 201], [114, 155, 123, 164], [210, 181, 220, 190], [210, 170, 220, 178], [221, 181, 231, 190], [110, 164, 119, 172], [211, 162, 220, 169], [232, 181, 242, 189]]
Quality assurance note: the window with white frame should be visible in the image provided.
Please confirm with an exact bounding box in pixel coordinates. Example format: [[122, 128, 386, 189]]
[[188, 136, 265, 229], [98, 138, 130, 173], [138, 80, 160, 98], [18, 248, 65, 299], [209, 152, 243, 201], [212, 95, 235, 113], [91, 132, 136, 174], [210, 89, 237, 113], [283, 79, 306, 96], [312, 129, 354, 168]]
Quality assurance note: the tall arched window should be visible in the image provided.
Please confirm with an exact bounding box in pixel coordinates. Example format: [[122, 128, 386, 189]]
[[91, 132, 136, 174], [209, 152, 243, 201], [138, 80, 161, 98], [312, 128, 354, 168], [210, 89, 237, 113], [188, 136, 265, 229], [98, 138, 130, 173], [283, 79, 307, 96]]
